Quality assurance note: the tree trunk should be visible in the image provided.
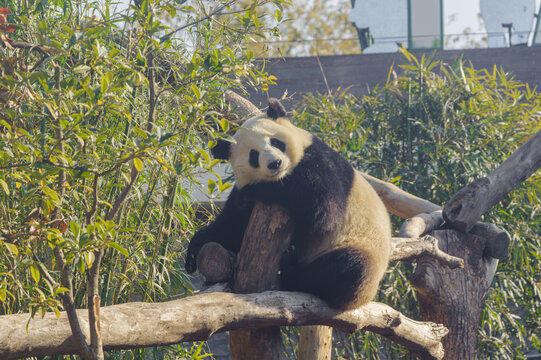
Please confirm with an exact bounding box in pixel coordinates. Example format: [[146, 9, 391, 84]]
[[298, 326, 333, 360], [411, 230, 498, 360], [229, 202, 294, 360]]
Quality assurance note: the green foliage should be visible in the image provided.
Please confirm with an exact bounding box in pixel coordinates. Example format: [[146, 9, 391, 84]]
[[243, 0, 361, 57], [0, 0, 286, 357], [291, 49, 541, 359]]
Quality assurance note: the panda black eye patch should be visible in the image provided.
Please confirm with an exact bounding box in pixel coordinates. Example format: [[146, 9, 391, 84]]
[[249, 150, 260, 168], [270, 138, 286, 152]]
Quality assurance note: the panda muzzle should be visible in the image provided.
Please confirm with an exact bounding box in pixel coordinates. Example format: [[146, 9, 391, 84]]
[[267, 159, 282, 170]]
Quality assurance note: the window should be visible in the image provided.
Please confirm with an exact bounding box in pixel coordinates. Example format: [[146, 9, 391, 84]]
[[408, 0, 443, 49]]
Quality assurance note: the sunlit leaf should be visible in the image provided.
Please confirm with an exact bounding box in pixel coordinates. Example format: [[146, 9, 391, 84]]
[[30, 264, 40, 283], [0, 179, 9, 195], [108, 242, 129, 257], [3, 241, 18, 255], [133, 157, 143, 172]]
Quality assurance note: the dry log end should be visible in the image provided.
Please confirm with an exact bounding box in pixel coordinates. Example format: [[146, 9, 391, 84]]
[[196, 242, 235, 283], [470, 223, 511, 259]]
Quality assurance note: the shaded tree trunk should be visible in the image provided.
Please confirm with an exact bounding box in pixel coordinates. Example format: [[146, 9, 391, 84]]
[[298, 326, 333, 360], [412, 230, 498, 360], [229, 202, 294, 360]]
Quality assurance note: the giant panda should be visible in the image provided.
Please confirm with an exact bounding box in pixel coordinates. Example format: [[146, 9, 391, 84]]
[[185, 98, 391, 310]]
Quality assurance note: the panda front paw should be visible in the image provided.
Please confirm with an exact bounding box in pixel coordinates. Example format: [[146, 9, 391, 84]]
[[184, 252, 197, 274], [280, 246, 298, 290], [280, 245, 296, 267], [185, 233, 204, 274]]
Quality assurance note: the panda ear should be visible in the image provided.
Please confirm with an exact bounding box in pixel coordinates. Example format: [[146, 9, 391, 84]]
[[267, 98, 287, 120], [211, 139, 232, 160]]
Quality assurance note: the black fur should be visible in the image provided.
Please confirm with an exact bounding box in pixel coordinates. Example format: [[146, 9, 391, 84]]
[[240, 136, 354, 234], [185, 188, 253, 273], [211, 139, 232, 160], [267, 98, 287, 119], [185, 135, 359, 308], [280, 247, 366, 309], [270, 138, 286, 152], [249, 150, 259, 168]]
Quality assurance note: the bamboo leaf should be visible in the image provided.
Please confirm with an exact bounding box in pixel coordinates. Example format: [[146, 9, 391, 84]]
[[0, 179, 10, 195], [3, 241, 18, 255], [108, 242, 130, 257]]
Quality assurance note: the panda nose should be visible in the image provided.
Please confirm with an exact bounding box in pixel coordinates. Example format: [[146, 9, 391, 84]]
[[268, 159, 282, 170]]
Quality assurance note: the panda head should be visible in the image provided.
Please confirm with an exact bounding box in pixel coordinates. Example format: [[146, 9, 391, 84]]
[[212, 99, 312, 188]]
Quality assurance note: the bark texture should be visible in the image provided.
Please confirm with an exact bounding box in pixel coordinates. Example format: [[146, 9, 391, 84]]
[[411, 230, 498, 360], [225, 90, 263, 121], [229, 202, 294, 360], [298, 326, 333, 360], [0, 291, 448, 360]]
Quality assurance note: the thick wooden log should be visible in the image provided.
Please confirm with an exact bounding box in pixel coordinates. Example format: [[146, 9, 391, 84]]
[[399, 210, 445, 238], [229, 202, 294, 360], [411, 230, 498, 360], [196, 242, 235, 283], [443, 129, 541, 233], [469, 222, 510, 259], [298, 326, 333, 360], [0, 290, 448, 360], [225, 90, 263, 121], [360, 172, 441, 219]]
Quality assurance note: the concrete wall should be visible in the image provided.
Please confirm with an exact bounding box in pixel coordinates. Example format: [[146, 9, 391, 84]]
[[247, 46, 541, 109]]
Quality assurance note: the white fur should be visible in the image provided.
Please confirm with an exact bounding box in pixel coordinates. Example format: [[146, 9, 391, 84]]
[[231, 115, 312, 188], [229, 115, 391, 309]]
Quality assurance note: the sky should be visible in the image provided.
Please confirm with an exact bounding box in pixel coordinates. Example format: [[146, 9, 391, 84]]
[[110, 0, 541, 50]]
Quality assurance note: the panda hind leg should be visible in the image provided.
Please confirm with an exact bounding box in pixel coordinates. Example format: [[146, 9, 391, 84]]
[[280, 247, 369, 310]]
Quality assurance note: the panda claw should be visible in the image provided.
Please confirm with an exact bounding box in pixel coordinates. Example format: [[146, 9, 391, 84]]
[[185, 253, 197, 274]]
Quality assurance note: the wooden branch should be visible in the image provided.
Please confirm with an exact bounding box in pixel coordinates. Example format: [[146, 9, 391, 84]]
[[5, 40, 59, 56], [196, 242, 235, 283], [469, 222, 510, 259], [359, 172, 441, 219], [52, 248, 94, 360], [87, 248, 105, 360], [361, 171, 510, 258], [49, 86, 94, 359], [229, 202, 294, 360], [232, 202, 293, 293], [443, 129, 541, 233], [298, 326, 333, 360], [0, 291, 448, 360], [225, 90, 263, 121], [105, 166, 139, 221], [197, 234, 465, 284], [399, 210, 445, 238], [391, 236, 464, 269]]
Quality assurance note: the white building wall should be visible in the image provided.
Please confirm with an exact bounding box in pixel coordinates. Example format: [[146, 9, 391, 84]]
[[349, 0, 408, 53], [480, 0, 536, 47]]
